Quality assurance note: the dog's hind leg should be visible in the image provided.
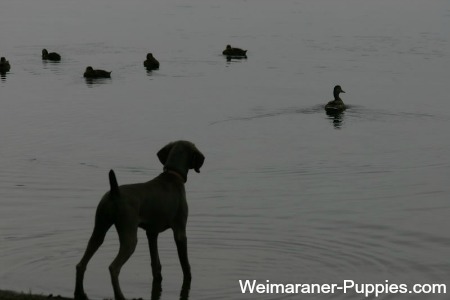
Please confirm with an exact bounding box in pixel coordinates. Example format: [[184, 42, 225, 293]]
[[75, 215, 113, 299], [109, 223, 138, 300], [146, 231, 162, 283]]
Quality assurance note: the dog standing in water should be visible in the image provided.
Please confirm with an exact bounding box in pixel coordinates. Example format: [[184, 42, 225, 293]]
[[75, 141, 205, 300]]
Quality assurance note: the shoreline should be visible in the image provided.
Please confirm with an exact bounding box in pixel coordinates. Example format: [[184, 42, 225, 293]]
[[0, 290, 72, 300]]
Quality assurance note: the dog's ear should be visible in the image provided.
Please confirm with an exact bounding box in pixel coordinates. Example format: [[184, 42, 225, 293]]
[[157, 142, 173, 165], [192, 150, 205, 173]]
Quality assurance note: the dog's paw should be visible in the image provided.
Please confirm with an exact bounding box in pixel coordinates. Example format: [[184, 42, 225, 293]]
[[74, 291, 89, 300]]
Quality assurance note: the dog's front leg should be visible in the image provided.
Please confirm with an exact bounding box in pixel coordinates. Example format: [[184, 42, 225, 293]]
[[173, 228, 191, 287], [146, 231, 162, 283]]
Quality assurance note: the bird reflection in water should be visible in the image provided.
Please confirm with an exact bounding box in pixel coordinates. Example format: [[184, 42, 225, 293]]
[[326, 110, 345, 129]]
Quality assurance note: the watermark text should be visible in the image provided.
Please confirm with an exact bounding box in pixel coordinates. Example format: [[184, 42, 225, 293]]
[[239, 279, 446, 297]]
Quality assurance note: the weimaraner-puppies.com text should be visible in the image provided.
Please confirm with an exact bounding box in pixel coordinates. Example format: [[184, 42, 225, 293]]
[[74, 140, 205, 300]]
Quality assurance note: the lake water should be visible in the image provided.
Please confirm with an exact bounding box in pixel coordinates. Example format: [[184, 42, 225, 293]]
[[1, 0, 450, 299]]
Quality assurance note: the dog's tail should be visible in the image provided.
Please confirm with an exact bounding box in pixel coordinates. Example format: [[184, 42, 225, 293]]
[[109, 169, 120, 196]]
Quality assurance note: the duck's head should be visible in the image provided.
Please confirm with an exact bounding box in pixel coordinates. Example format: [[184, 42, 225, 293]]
[[334, 85, 345, 94], [226, 45, 231, 50], [333, 85, 345, 99], [85, 66, 94, 72], [146, 53, 154, 59], [42, 49, 48, 55], [0, 57, 6, 63]]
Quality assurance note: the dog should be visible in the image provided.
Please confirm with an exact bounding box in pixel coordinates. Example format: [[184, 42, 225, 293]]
[[74, 140, 205, 300]]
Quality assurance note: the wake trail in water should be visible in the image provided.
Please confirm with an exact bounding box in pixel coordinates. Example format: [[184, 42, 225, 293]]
[[210, 104, 446, 126]]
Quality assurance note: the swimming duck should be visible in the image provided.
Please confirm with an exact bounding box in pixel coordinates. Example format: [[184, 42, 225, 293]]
[[222, 45, 247, 57], [325, 85, 346, 113], [0, 57, 11, 72], [83, 66, 111, 78], [143, 53, 160, 70], [42, 49, 61, 61]]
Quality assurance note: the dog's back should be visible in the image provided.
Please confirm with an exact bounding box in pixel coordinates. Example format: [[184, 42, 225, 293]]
[[102, 170, 186, 231]]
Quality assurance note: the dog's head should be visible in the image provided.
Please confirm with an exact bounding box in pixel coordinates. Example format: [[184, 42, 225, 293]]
[[157, 140, 205, 182]]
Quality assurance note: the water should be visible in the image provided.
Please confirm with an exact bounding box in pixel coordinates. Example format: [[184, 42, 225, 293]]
[[1, 0, 450, 299]]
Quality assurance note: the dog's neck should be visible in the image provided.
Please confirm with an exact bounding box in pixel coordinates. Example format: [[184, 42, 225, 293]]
[[164, 168, 186, 183]]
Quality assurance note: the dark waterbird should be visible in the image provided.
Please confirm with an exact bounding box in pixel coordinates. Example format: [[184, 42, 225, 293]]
[[222, 44, 247, 57], [83, 66, 111, 79], [144, 53, 160, 70], [42, 49, 61, 61], [325, 85, 346, 113], [0, 57, 11, 72]]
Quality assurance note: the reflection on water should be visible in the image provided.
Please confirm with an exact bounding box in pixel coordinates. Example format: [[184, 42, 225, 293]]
[[150, 281, 190, 300], [84, 77, 112, 86], [213, 103, 440, 130], [146, 68, 158, 77], [225, 55, 248, 63], [326, 110, 345, 129], [42, 60, 61, 65]]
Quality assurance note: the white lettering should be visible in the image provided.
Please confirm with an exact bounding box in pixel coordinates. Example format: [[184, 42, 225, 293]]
[[239, 280, 256, 293]]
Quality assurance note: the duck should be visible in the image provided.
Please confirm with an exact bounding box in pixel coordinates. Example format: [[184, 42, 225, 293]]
[[325, 85, 346, 113], [83, 66, 111, 78], [143, 53, 160, 70], [42, 49, 61, 61], [222, 45, 247, 57], [0, 57, 11, 72]]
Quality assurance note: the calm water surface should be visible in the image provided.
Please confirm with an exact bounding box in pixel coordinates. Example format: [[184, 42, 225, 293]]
[[1, 0, 450, 299]]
